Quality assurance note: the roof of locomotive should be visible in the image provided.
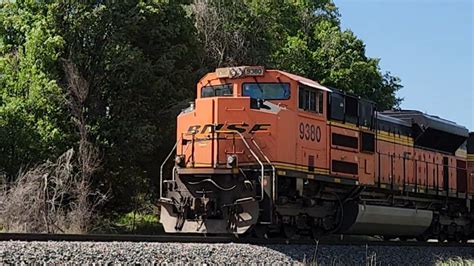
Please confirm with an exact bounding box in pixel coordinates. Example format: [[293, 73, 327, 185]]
[[377, 110, 468, 153], [206, 66, 331, 92], [382, 110, 469, 137], [376, 112, 412, 127], [273, 70, 331, 92]]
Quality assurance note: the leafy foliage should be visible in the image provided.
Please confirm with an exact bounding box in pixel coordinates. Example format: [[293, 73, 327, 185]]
[[271, 20, 402, 110], [51, 1, 200, 212], [192, 0, 402, 109], [0, 1, 71, 181]]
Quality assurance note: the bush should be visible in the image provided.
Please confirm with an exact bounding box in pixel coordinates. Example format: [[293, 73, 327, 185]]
[[0, 149, 107, 233]]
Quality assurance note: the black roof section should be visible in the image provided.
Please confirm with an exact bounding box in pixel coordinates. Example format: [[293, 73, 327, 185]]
[[382, 110, 468, 137], [468, 132, 474, 154], [381, 110, 469, 154], [376, 112, 411, 127]]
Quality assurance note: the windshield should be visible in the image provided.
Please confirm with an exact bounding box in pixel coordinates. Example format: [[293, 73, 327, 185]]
[[201, 84, 233, 98], [242, 83, 290, 100]]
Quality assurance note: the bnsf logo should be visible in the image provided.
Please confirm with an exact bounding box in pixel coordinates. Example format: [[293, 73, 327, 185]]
[[187, 123, 270, 134]]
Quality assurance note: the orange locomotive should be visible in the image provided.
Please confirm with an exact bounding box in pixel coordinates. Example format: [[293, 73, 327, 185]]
[[159, 66, 474, 241]]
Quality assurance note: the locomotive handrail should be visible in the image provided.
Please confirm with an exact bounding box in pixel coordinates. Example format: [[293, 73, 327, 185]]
[[251, 138, 276, 202], [215, 130, 266, 201], [159, 136, 182, 200], [250, 138, 277, 224]]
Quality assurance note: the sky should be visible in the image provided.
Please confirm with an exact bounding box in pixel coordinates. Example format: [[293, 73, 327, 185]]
[[335, 0, 474, 131]]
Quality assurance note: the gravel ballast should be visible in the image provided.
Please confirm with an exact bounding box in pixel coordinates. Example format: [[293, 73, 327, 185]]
[[1, 241, 473, 265]]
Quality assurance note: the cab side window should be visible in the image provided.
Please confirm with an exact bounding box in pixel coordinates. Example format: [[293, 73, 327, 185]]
[[298, 85, 323, 113], [201, 84, 233, 98]]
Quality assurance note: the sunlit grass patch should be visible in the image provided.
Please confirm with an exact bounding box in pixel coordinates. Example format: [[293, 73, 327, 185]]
[[436, 257, 474, 266]]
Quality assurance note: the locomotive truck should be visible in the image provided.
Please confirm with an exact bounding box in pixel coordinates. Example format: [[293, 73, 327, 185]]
[[159, 66, 474, 241]]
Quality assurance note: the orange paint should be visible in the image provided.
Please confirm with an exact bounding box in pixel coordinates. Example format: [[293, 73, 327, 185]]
[[176, 67, 473, 196]]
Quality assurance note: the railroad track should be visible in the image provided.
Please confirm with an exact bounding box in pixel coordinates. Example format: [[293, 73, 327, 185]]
[[1, 233, 473, 247], [0, 233, 232, 243]]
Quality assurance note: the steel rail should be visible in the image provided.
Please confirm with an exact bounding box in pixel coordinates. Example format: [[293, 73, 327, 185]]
[[1, 233, 473, 247], [0, 233, 232, 243]]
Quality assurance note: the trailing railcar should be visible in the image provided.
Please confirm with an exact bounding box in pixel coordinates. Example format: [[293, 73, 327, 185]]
[[159, 66, 474, 241]]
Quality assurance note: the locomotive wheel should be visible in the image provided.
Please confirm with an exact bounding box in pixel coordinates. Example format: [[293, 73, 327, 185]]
[[454, 233, 463, 243], [399, 236, 408, 241], [311, 228, 324, 240], [447, 234, 462, 243], [416, 235, 428, 242], [382, 235, 396, 241], [283, 225, 298, 239], [253, 225, 269, 239], [438, 233, 447, 243]]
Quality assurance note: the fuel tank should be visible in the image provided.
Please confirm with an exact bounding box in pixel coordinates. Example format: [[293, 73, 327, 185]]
[[340, 202, 433, 236]]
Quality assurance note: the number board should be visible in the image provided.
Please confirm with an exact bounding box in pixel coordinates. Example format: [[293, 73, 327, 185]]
[[299, 122, 321, 142]]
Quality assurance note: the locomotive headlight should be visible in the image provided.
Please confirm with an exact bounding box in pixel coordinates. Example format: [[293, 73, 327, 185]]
[[226, 155, 237, 167], [175, 155, 185, 167]]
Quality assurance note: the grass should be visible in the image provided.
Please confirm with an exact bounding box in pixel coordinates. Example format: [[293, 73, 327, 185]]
[[436, 257, 474, 266], [92, 211, 163, 235], [0, 211, 163, 235], [116, 211, 163, 234]]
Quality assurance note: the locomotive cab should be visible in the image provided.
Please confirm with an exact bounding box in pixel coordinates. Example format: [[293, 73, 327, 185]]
[[176, 66, 330, 169]]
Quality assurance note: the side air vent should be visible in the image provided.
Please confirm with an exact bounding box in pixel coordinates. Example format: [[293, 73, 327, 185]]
[[332, 133, 358, 149], [332, 160, 358, 175], [361, 132, 375, 153], [468, 132, 474, 154], [457, 160, 467, 193]]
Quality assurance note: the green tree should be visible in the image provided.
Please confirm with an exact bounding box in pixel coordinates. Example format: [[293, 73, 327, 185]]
[[272, 20, 402, 110], [192, 0, 402, 110], [0, 1, 71, 180], [191, 0, 271, 67], [52, 0, 200, 211], [1, 0, 201, 212]]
